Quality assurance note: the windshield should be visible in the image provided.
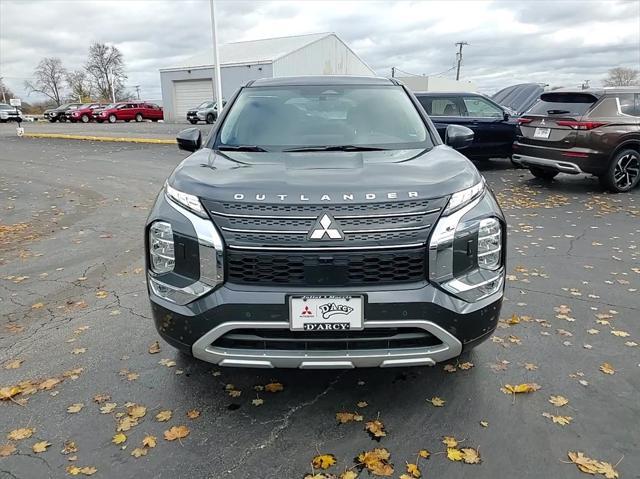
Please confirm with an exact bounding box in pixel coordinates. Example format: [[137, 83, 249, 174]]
[[196, 101, 213, 109], [216, 85, 431, 151], [527, 93, 597, 117]]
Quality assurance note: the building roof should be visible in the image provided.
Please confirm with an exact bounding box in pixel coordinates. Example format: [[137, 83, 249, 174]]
[[249, 75, 393, 87], [161, 32, 335, 71]]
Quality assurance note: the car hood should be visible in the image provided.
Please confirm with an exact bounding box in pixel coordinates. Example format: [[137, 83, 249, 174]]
[[169, 146, 482, 203]]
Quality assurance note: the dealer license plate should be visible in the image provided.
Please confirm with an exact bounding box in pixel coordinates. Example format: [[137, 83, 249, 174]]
[[289, 295, 364, 331], [534, 127, 551, 139]]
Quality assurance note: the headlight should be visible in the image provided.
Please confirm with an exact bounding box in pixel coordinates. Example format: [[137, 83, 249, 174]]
[[477, 218, 502, 270], [101, 112, 107, 116], [166, 183, 206, 216], [149, 221, 175, 273], [73, 112, 79, 117], [430, 187, 505, 303], [443, 181, 485, 215]]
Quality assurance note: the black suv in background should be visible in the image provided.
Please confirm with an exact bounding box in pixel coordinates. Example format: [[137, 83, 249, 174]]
[[415, 92, 516, 160], [513, 88, 640, 192], [145, 76, 506, 369], [44, 103, 82, 122]]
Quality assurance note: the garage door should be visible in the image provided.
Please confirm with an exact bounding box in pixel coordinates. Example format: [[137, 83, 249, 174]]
[[173, 80, 214, 120]]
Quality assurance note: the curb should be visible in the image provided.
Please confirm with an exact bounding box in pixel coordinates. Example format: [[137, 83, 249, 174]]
[[23, 133, 176, 145]]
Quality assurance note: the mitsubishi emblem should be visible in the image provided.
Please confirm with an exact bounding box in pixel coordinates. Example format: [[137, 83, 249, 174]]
[[309, 214, 344, 240]]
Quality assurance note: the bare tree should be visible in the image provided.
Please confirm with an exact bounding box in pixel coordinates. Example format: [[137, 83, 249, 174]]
[[24, 57, 67, 106], [66, 70, 92, 102], [603, 67, 639, 87], [85, 42, 128, 101], [0, 77, 15, 103]]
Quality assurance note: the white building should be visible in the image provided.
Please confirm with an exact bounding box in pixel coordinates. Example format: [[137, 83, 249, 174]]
[[396, 75, 477, 92], [159, 32, 375, 122]]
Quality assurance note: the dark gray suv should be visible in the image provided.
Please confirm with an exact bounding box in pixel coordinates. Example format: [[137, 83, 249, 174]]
[[513, 88, 640, 192]]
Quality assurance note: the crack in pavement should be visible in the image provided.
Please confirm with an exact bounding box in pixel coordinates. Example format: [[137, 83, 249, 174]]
[[222, 373, 345, 477], [506, 284, 640, 311]]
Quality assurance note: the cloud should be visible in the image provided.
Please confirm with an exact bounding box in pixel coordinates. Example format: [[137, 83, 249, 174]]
[[0, 0, 638, 103]]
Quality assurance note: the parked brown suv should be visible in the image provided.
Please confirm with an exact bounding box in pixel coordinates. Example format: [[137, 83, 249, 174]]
[[512, 88, 640, 192]]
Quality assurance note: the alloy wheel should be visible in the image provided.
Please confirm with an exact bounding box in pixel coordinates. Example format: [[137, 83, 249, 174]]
[[614, 152, 640, 190]]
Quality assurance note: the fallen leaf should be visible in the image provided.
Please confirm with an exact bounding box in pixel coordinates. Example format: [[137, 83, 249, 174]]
[[568, 451, 619, 478], [186, 409, 200, 419], [252, 398, 264, 406], [549, 395, 569, 407], [460, 447, 481, 464], [127, 405, 147, 419], [459, 362, 474, 370], [480, 421, 489, 428], [67, 403, 84, 413], [336, 412, 364, 423], [164, 425, 190, 441], [66, 465, 97, 476], [501, 383, 541, 394], [227, 389, 241, 398], [357, 401, 368, 408], [0, 385, 22, 400], [357, 448, 394, 476], [264, 382, 284, 393], [542, 412, 572, 426], [71, 348, 87, 355], [92, 394, 110, 404], [3, 359, 23, 369], [100, 403, 117, 414], [158, 358, 176, 368], [31, 440, 51, 453], [39, 378, 61, 390], [524, 363, 538, 371], [61, 441, 78, 455], [116, 416, 138, 432], [31, 302, 44, 309], [142, 435, 157, 448], [312, 454, 337, 470], [365, 420, 387, 440], [148, 341, 161, 354], [340, 471, 358, 479], [112, 433, 127, 445], [428, 397, 445, 407], [156, 410, 172, 422], [131, 447, 147, 458], [447, 448, 464, 462], [406, 462, 421, 478], [443, 364, 457, 373], [418, 449, 430, 458], [611, 330, 630, 338], [442, 436, 458, 448], [599, 363, 615, 375], [8, 427, 34, 440], [0, 443, 16, 457], [95, 291, 108, 299]]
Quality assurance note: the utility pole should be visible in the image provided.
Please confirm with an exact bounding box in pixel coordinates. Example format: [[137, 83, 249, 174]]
[[134, 85, 141, 99], [391, 67, 395, 78], [455, 41, 469, 81], [581, 79, 590, 90], [0, 77, 6, 103], [109, 68, 116, 103], [209, 0, 224, 115]]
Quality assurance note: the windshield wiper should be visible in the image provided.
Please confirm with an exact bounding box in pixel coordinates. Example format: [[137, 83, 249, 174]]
[[546, 109, 571, 115], [283, 145, 388, 152], [218, 145, 268, 152]]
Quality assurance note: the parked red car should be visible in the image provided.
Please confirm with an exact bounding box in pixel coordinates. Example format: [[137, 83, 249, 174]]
[[94, 102, 164, 123], [67, 103, 106, 123]]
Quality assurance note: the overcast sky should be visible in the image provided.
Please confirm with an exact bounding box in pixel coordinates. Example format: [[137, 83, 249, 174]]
[[1, 0, 639, 103]]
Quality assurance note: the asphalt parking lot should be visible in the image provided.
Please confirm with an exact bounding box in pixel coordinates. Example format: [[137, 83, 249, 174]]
[[1, 132, 639, 479]]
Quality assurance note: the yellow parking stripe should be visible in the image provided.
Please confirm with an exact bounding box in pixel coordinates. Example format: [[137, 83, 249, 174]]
[[23, 133, 177, 144]]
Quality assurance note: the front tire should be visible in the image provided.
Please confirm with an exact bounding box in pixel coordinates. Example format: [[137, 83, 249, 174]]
[[108, 114, 117, 123], [135, 113, 143, 122], [529, 167, 558, 180], [81, 114, 90, 123], [189, 120, 198, 125], [206, 113, 215, 124], [599, 148, 640, 193], [49, 118, 57, 123]]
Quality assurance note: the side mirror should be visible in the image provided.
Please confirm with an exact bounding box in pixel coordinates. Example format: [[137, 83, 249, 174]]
[[176, 128, 202, 152], [503, 111, 510, 121], [444, 124, 474, 150]]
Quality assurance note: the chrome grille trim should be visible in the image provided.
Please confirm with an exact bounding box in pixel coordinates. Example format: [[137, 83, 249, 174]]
[[221, 224, 432, 235], [227, 243, 426, 251], [210, 208, 441, 220]]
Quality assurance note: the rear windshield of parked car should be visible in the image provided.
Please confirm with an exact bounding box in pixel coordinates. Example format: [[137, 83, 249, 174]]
[[527, 93, 598, 116], [217, 85, 432, 151]]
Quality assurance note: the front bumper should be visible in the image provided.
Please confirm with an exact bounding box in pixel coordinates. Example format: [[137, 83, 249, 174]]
[[150, 281, 501, 368]]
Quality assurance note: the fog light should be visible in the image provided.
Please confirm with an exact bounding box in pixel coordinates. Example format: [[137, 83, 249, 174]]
[[478, 218, 501, 270], [149, 221, 174, 273]]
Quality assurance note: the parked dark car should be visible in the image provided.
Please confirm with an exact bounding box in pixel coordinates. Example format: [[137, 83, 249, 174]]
[[145, 76, 506, 369], [492, 83, 545, 117], [513, 88, 640, 192], [94, 102, 164, 123], [66, 103, 106, 123], [44, 103, 82, 122], [415, 92, 516, 160]]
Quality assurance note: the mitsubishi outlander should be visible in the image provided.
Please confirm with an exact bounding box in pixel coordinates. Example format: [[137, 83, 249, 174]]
[[145, 76, 506, 369]]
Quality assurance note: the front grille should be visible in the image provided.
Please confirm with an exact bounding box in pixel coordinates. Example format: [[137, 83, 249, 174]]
[[213, 327, 442, 351], [201, 197, 447, 249], [227, 248, 426, 286]]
